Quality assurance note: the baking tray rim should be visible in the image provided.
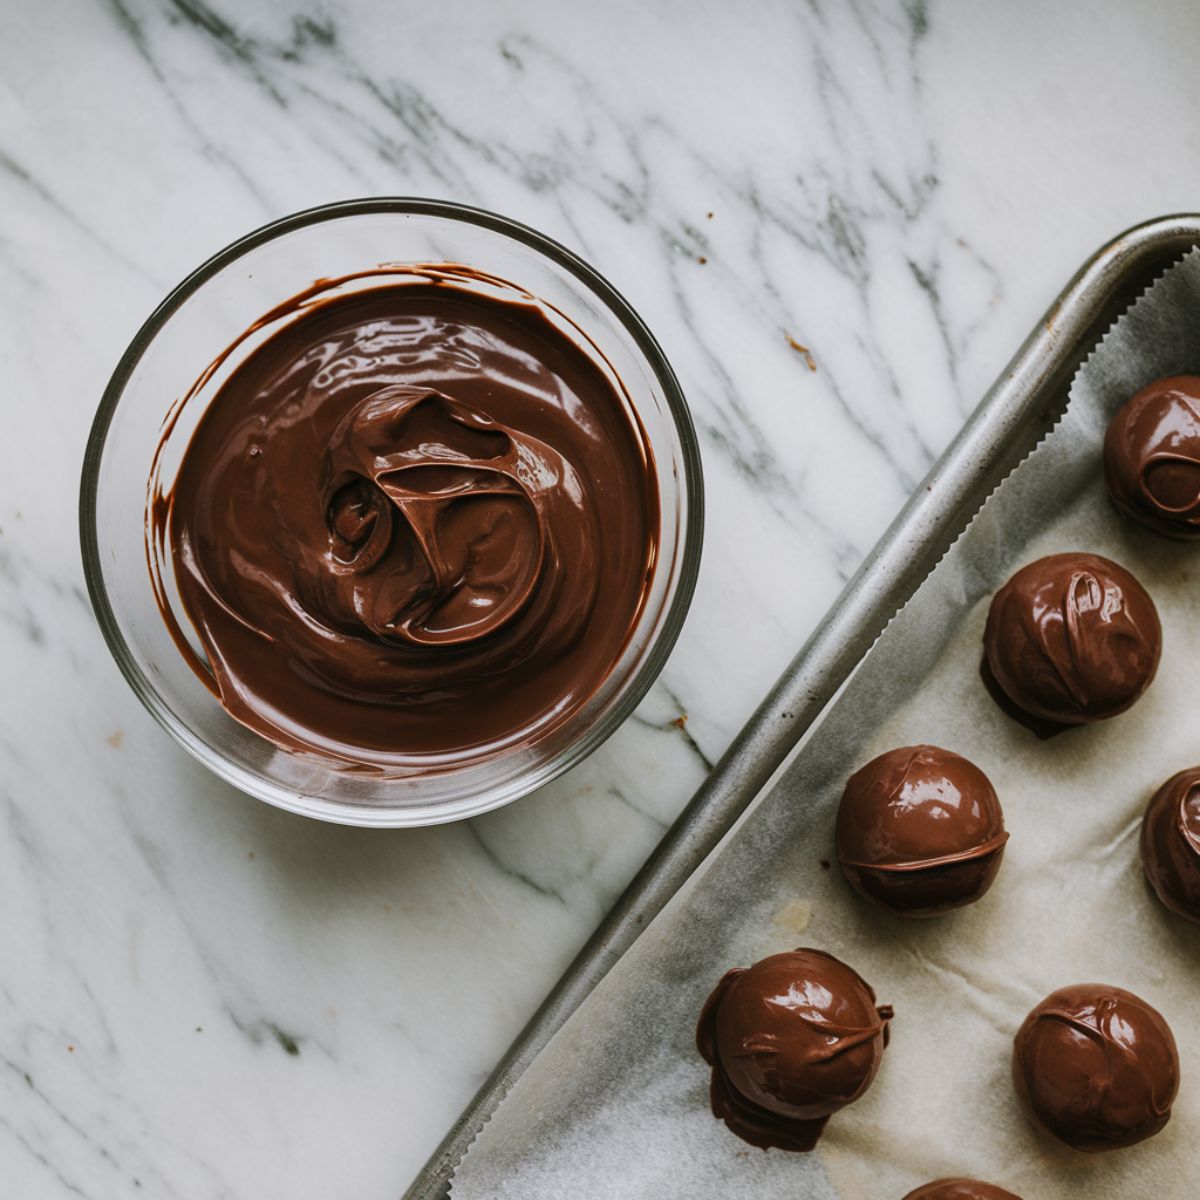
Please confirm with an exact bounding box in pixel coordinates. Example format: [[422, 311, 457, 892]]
[[402, 213, 1200, 1200]]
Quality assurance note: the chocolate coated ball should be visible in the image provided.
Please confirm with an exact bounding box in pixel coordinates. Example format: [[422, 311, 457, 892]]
[[696, 948, 892, 1151], [983, 553, 1160, 732], [836, 746, 1008, 917], [1140, 766, 1200, 925], [1012, 983, 1180, 1151], [1104, 374, 1200, 538], [902, 1180, 1022, 1200]]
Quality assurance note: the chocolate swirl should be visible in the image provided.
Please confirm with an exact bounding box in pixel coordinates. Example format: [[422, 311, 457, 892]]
[[983, 553, 1161, 733], [1104, 374, 1200, 538], [313, 384, 590, 650], [1140, 766, 1200, 925], [1012, 984, 1180, 1151], [696, 949, 892, 1152], [836, 745, 1008, 917], [165, 278, 657, 766]]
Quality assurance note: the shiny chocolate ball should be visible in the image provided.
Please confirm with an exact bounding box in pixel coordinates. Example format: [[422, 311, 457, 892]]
[[1140, 766, 1200, 925], [1012, 983, 1180, 1151], [696, 948, 892, 1151], [836, 745, 1008, 917], [983, 553, 1160, 733], [1104, 374, 1200, 538]]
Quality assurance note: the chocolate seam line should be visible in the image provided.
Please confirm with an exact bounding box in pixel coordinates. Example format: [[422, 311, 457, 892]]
[[716, 1049, 850, 1110], [1034, 1005, 1125, 1054], [734, 1005, 893, 1065], [839, 831, 1009, 873]]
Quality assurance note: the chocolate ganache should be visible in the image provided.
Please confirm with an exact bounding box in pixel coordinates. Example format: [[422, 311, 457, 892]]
[[1140, 767, 1200, 925], [1012, 983, 1180, 1151], [696, 948, 892, 1152], [1104, 374, 1200, 538], [902, 1181, 1022, 1200], [158, 270, 658, 765]]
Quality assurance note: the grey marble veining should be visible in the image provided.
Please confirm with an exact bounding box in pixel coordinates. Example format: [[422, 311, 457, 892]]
[[2, 0, 1199, 1195]]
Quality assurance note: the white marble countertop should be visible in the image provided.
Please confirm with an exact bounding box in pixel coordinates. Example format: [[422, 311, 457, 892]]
[[3, 1, 1198, 1195]]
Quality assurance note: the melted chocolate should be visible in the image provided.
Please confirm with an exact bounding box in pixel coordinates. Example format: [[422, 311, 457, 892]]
[[1012, 984, 1180, 1151], [159, 272, 658, 766], [696, 949, 892, 1152], [836, 745, 1008, 917], [902, 1181, 1022, 1200], [1104, 374, 1200, 538], [982, 553, 1160, 734], [1140, 766, 1200, 925]]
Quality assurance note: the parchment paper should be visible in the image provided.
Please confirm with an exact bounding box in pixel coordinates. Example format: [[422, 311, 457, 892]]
[[450, 253, 1200, 1200]]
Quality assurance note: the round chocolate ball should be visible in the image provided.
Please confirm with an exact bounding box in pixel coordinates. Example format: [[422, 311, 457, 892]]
[[902, 1180, 1022, 1200], [696, 948, 892, 1151], [983, 553, 1161, 731], [836, 745, 1008, 917], [1104, 374, 1200, 538], [1012, 983, 1180, 1151], [1140, 766, 1200, 925]]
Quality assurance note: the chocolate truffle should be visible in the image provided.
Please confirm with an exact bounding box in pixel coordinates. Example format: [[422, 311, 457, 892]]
[[1012, 984, 1180, 1151], [1103, 374, 1200, 538], [1140, 766, 1200, 925], [696, 948, 892, 1151], [983, 553, 1161, 734], [836, 746, 1008, 917], [902, 1181, 1022, 1200]]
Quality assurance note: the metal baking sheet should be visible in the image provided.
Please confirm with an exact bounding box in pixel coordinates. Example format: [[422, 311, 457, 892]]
[[401, 214, 1200, 1200]]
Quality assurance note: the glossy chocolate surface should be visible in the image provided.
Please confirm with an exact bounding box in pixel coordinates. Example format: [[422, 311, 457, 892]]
[[983, 553, 1161, 733], [902, 1180, 1022, 1200], [696, 948, 892, 1152], [1012, 983, 1180, 1151], [1140, 766, 1200, 925], [1104, 374, 1200, 538], [161, 273, 658, 766], [836, 745, 1008, 917]]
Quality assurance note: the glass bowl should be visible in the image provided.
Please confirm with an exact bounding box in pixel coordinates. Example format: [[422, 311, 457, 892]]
[[80, 199, 703, 827]]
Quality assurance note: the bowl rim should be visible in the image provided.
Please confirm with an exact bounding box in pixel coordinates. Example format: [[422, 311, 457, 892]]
[[78, 196, 705, 827]]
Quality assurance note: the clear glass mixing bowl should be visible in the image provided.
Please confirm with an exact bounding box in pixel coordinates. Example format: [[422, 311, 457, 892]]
[[80, 199, 703, 827]]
